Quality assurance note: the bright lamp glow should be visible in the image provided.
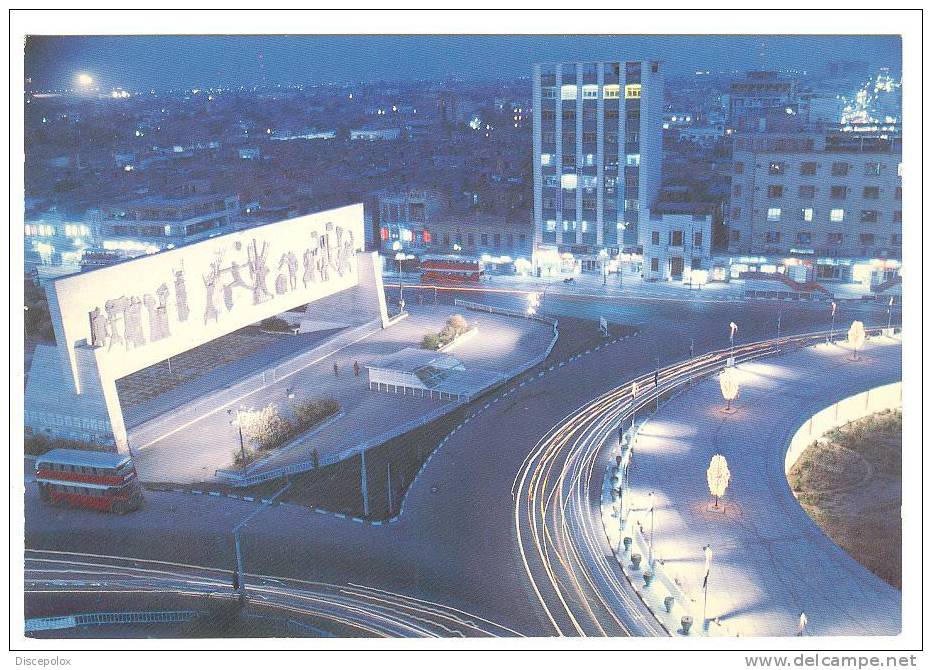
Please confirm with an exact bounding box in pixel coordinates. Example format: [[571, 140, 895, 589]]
[[77, 73, 94, 87], [706, 454, 731, 507]]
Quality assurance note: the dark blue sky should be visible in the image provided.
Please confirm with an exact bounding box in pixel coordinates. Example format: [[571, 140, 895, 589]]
[[24, 34, 901, 90]]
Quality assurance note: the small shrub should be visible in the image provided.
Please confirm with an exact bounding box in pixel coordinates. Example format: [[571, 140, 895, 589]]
[[293, 398, 340, 430], [446, 314, 469, 335], [422, 333, 442, 350]]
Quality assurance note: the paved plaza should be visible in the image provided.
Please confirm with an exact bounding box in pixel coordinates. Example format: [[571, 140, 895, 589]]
[[618, 336, 902, 636], [130, 304, 553, 483]]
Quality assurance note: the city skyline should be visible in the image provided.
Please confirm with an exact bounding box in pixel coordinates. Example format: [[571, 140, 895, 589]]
[[25, 34, 902, 91]]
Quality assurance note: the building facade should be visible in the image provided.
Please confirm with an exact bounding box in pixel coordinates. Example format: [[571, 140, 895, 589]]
[[85, 193, 241, 255], [375, 189, 447, 253], [640, 209, 713, 282], [532, 60, 664, 275], [727, 127, 902, 281]]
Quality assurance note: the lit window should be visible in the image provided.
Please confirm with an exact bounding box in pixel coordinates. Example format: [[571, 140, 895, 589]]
[[164, 225, 172, 236], [625, 154, 641, 167], [582, 85, 598, 99], [897, 162, 903, 177], [541, 153, 553, 166], [545, 220, 557, 232], [561, 174, 577, 190], [830, 208, 845, 222], [767, 208, 782, 222], [603, 85, 620, 99], [584, 153, 595, 167], [560, 85, 578, 100], [624, 84, 642, 99], [802, 208, 813, 222], [581, 175, 598, 189], [581, 221, 589, 233]]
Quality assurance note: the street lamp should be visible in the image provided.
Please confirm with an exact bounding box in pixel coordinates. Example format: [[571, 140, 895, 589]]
[[599, 248, 608, 286], [706, 453, 731, 509], [395, 251, 413, 311], [887, 296, 895, 332], [526, 291, 540, 316], [847, 320, 866, 361], [702, 544, 712, 631], [648, 490, 656, 569], [729, 321, 738, 359], [629, 381, 639, 436], [719, 366, 739, 413], [228, 408, 248, 473], [829, 301, 837, 344], [777, 310, 783, 339]]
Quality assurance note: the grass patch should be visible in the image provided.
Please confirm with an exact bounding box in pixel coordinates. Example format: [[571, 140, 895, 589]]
[[789, 409, 901, 589]]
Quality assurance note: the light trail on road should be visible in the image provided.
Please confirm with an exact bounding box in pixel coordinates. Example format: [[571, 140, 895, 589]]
[[25, 549, 522, 638], [511, 329, 878, 637]]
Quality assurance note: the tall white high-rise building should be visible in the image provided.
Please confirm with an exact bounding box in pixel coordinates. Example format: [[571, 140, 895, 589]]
[[532, 60, 663, 275]]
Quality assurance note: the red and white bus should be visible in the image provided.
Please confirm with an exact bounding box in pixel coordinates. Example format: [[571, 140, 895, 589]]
[[35, 449, 143, 514], [419, 256, 484, 284]]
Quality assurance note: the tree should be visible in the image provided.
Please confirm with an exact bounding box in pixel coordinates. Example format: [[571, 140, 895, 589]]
[[706, 454, 731, 508]]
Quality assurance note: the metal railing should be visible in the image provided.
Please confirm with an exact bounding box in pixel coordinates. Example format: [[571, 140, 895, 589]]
[[598, 325, 900, 632], [26, 610, 200, 632]]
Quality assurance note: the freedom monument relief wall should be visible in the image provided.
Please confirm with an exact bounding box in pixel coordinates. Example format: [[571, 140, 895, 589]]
[[25, 203, 387, 451]]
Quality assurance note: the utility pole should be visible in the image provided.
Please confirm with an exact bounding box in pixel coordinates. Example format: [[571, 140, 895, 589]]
[[386, 461, 394, 515], [360, 450, 370, 517], [777, 311, 782, 339]]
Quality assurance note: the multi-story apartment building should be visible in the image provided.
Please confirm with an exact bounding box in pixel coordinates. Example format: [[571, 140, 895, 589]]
[[375, 188, 447, 253], [728, 126, 902, 282], [85, 193, 241, 254], [532, 60, 664, 275], [726, 71, 801, 129], [421, 211, 532, 262]]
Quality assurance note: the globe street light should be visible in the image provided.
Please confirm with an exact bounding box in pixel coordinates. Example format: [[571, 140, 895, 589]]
[[719, 366, 739, 413]]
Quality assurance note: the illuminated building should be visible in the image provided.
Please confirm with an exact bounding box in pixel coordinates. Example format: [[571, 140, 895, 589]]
[[641, 204, 714, 282], [532, 60, 664, 275], [727, 125, 901, 283]]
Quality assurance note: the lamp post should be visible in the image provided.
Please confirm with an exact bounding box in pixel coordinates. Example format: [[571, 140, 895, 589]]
[[776, 311, 782, 339], [702, 544, 712, 631], [706, 453, 731, 509], [887, 296, 894, 331], [629, 381, 639, 437], [648, 491, 656, 569], [599, 248, 608, 286], [719, 367, 740, 413], [829, 301, 837, 344], [228, 408, 248, 473], [729, 321, 738, 359], [232, 480, 292, 596], [847, 320, 866, 361]]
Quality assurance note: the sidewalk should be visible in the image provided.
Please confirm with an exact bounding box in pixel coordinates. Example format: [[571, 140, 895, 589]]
[[131, 304, 553, 484], [604, 336, 902, 637]]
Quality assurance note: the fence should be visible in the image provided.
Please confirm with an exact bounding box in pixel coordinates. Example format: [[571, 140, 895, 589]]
[[216, 300, 561, 488], [785, 380, 902, 474], [598, 325, 899, 635], [26, 610, 200, 633]]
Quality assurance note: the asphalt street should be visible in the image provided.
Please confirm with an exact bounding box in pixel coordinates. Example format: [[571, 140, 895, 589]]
[[24, 288, 896, 637]]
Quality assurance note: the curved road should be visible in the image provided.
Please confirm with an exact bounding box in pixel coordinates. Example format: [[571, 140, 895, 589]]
[[24, 293, 896, 637]]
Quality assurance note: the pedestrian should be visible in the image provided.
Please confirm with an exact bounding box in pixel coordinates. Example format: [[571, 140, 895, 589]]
[[797, 612, 808, 636], [333, 362, 339, 377], [353, 361, 360, 377]]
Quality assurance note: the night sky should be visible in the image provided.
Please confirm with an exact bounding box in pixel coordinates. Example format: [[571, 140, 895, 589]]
[[24, 34, 902, 90]]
